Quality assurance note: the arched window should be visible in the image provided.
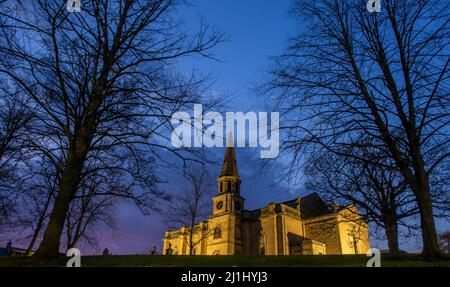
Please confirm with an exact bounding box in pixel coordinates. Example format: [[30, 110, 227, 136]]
[[259, 233, 266, 255], [227, 181, 231, 192], [214, 227, 222, 239]]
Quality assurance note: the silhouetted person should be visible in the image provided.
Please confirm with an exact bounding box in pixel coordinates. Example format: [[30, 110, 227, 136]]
[[151, 246, 157, 255], [165, 243, 173, 255], [6, 240, 12, 257], [102, 248, 110, 256]]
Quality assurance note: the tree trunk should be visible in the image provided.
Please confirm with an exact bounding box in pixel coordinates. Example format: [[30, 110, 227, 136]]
[[189, 226, 194, 255], [415, 178, 440, 259], [408, 125, 441, 259], [33, 95, 100, 260], [33, 151, 85, 260], [392, 140, 440, 258], [384, 219, 400, 255]]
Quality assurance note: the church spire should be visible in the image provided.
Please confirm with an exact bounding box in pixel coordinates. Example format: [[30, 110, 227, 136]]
[[217, 133, 241, 196], [219, 133, 239, 178]]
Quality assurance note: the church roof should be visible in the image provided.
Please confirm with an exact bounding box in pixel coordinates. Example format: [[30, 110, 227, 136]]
[[282, 193, 333, 219], [219, 146, 240, 178], [243, 193, 333, 221]]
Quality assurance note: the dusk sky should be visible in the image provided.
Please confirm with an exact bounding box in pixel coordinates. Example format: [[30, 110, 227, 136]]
[[87, 0, 429, 255], [2, 0, 446, 256], [93, 0, 303, 255], [50, 0, 449, 255]]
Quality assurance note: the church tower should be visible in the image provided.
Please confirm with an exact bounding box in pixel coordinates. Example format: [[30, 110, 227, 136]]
[[207, 144, 245, 255], [213, 145, 244, 214]]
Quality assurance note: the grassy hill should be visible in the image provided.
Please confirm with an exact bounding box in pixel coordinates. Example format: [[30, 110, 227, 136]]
[[0, 254, 449, 267]]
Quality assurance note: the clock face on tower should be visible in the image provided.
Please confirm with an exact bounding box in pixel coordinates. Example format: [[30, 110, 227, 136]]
[[216, 201, 223, 210]]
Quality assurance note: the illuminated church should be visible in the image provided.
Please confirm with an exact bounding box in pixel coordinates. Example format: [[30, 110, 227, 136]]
[[162, 146, 370, 255]]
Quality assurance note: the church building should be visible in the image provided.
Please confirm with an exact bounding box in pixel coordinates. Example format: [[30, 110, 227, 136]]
[[162, 146, 370, 255]]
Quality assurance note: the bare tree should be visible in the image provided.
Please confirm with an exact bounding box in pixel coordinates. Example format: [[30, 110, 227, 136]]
[[64, 180, 117, 251], [439, 231, 450, 254], [0, 0, 223, 259], [266, 0, 449, 258], [0, 84, 32, 227], [165, 164, 215, 255], [305, 149, 420, 254], [22, 152, 128, 255], [21, 162, 59, 255]]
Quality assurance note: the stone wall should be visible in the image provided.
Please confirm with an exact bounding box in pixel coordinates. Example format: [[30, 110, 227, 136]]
[[304, 215, 343, 254], [163, 203, 370, 256]]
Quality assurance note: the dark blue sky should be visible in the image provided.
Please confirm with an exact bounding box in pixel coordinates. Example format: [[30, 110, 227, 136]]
[[177, 0, 295, 105], [70, 0, 447, 255], [4, 0, 444, 255], [92, 0, 304, 255]]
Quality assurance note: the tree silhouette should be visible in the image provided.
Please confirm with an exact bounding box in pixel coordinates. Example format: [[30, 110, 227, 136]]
[[305, 150, 419, 254], [265, 0, 449, 258], [165, 164, 215, 255], [0, 0, 223, 259]]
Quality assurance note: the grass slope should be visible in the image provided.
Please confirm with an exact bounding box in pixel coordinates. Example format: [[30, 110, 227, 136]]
[[0, 254, 449, 267]]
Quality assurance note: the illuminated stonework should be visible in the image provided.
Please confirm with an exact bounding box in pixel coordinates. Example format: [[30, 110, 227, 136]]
[[162, 147, 370, 255]]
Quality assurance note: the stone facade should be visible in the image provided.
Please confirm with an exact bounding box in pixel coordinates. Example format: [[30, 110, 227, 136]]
[[162, 147, 370, 255]]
